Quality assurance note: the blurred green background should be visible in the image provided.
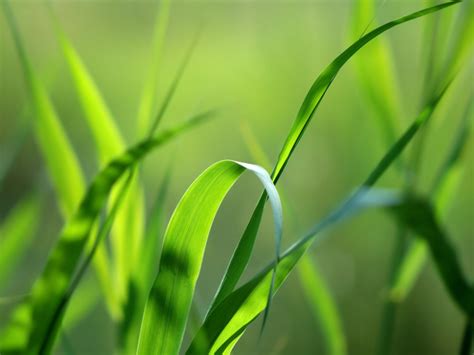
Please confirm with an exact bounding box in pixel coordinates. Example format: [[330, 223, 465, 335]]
[[1, 0, 473, 354]]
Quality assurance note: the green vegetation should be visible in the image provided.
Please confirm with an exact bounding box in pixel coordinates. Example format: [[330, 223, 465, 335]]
[[0, 0, 472, 354]]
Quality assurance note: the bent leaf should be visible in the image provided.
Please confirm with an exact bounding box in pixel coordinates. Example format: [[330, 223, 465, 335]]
[[209, 0, 460, 318], [188, 72, 452, 352], [0, 112, 213, 354], [137, 160, 282, 355]]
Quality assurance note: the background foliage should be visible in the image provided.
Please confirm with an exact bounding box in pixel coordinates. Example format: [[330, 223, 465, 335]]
[[0, 0, 472, 354]]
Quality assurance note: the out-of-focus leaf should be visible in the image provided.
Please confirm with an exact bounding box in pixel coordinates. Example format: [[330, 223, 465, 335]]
[[0, 112, 214, 354], [351, 0, 402, 145], [297, 255, 346, 355], [209, 0, 460, 316], [137, 160, 283, 355], [2, 0, 85, 217], [390, 101, 472, 301], [39, 171, 135, 354], [434, 0, 474, 93], [48, 7, 145, 310], [62, 277, 99, 330], [136, 0, 171, 138], [118, 165, 172, 355], [389, 196, 474, 315], [0, 194, 41, 288]]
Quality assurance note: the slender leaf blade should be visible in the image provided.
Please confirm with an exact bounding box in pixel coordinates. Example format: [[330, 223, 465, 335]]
[[137, 160, 282, 355], [0, 112, 213, 354], [209, 0, 460, 317]]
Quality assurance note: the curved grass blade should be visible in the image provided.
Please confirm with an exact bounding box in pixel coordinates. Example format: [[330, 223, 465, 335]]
[[297, 255, 346, 355], [2, 0, 85, 217], [208, 1, 461, 315], [0, 111, 213, 354], [0, 194, 41, 288], [239, 120, 345, 344], [136, 160, 282, 355], [188, 79, 451, 352]]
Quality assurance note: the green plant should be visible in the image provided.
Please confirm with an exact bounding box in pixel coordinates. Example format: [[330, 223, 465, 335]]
[[0, 0, 472, 354]]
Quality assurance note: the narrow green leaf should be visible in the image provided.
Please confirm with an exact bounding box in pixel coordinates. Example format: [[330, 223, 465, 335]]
[[0, 194, 41, 288], [37, 171, 135, 354], [2, 0, 85, 217], [389, 196, 474, 315], [433, 0, 474, 94], [47, 6, 146, 310], [297, 255, 346, 355], [350, 0, 402, 145], [136, 0, 171, 138], [118, 165, 172, 354], [390, 101, 472, 301], [49, 7, 124, 164], [136, 160, 282, 355], [0, 112, 213, 354], [209, 1, 460, 314], [188, 75, 451, 352]]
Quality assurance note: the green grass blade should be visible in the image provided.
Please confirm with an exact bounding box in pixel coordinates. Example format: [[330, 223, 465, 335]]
[[136, 0, 171, 138], [47, 7, 147, 310], [0, 194, 41, 288], [188, 79, 450, 351], [147, 34, 198, 138], [297, 255, 346, 355], [239, 120, 345, 345], [118, 165, 172, 354], [389, 196, 474, 315], [48, 7, 124, 164], [2, 0, 85, 217], [38, 171, 134, 354], [271, 1, 459, 183], [350, 0, 402, 145], [136, 160, 282, 355], [0, 112, 213, 354], [208, 0, 460, 314], [390, 101, 472, 301], [434, 0, 474, 94]]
